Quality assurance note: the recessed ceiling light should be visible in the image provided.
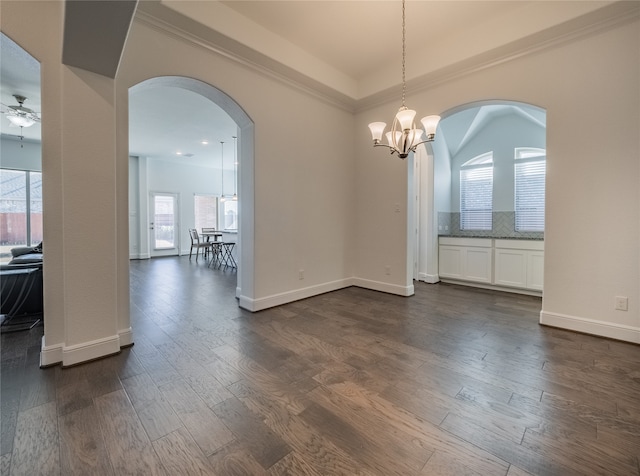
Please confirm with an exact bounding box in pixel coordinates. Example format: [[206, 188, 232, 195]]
[[176, 151, 182, 155], [201, 140, 209, 145]]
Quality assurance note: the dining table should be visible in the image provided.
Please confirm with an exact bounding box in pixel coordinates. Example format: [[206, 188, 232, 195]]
[[200, 231, 223, 242], [201, 231, 223, 260]]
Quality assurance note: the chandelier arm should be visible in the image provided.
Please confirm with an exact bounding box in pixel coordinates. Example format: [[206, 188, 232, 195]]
[[373, 142, 401, 155], [411, 137, 436, 150]]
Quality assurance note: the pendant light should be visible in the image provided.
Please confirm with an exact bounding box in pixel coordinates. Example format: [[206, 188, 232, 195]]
[[368, 0, 440, 159]]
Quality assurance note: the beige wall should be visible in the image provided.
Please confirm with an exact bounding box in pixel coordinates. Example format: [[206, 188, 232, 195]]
[[3, 2, 127, 365], [117, 19, 357, 303], [355, 16, 639, 342]]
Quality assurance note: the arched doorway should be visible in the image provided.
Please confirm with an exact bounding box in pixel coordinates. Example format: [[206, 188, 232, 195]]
[[128, 76, 255, 304], [0, 33, 43, 331], [413, 100, 546, 286]]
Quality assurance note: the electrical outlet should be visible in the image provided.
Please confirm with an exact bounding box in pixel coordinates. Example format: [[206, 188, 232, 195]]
[[299, 269, 304, 280], [615, 296, 628, 311], [394, 203, 401, 213], [385, 265, 391, 275]]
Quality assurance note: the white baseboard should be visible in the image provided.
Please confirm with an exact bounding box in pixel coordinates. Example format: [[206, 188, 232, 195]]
[[351, 277, 414, 297], [119, 327, 134, 347], [439, 278, 542, 297], [540, 310, 640, 344], [40, 331, 133, 368], [40, 338, 63, 367], [129, 253, 150, 260], [238, 277, 417, 312], [61, 335, 121, 367], [418, 272, 440, 284], [239, 278, 354, 312]]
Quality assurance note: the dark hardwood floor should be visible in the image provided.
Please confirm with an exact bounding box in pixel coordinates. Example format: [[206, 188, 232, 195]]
[[2, 256, 639, 475]]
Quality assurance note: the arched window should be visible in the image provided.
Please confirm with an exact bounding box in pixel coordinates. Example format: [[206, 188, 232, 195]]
[[460, 152, 493, 230], [515, 147, 546, 232]]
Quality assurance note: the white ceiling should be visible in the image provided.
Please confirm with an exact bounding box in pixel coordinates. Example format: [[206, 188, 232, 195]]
[[221, 1, 526, 82], [2, 0, 609, 164], [128, 86, 238, 168]]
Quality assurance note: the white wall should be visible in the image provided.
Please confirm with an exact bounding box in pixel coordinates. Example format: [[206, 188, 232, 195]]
[[118, 16, 356, 309], [3, 1, 638, 369], [3, 1, 117, 366], [356, 16, 639, 343], [3, 0, 357, 365], [129, 155, 224, 257], [449, 114, 546, 212], [433, 136, 452, 222]]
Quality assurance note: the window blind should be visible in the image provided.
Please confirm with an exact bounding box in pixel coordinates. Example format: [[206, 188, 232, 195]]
[[460, 165, 493, 230], [515, 158, 545, 232]]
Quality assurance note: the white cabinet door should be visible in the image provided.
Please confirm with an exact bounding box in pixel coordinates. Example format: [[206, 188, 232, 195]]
[[527, 251, 544, 291], [465, 247, 493, 283], [494, 249, 527, 288], [439, 244, 492, 283], [439, 238, 542, 292], [439, 246, 464, 279]]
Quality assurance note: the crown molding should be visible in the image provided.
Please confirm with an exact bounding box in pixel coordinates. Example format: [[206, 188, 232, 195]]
[[134, 2, 357, 113], [356, 1, 640, 113], [132, 1, 638, 115]]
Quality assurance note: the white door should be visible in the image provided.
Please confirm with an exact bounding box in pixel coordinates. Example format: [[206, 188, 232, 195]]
[[150, 193, 179, 257]]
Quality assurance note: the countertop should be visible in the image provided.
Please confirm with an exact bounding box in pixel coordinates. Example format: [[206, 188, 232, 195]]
[[439, 235, 544, 241]]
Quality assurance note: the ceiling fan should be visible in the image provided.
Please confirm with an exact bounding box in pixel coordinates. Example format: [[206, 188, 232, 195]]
[[1, 94, 40, 128]]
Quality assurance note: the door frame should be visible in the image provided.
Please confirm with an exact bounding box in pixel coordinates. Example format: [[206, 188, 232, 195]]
[[149, 191, 180, 257]]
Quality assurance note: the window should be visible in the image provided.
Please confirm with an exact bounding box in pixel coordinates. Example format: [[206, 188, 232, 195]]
[[0, 169, 42, 258], [194, 194, 217, 231], [515, 148, 546, 232], [460, 153, 493, 230], [221, 200, 238, 231]]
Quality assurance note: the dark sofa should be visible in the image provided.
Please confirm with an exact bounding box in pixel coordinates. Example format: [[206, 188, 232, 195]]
[[0, 245, 43, 327]]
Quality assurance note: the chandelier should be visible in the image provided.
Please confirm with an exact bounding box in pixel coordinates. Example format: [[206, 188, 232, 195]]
[[368, 0, 440, 159]]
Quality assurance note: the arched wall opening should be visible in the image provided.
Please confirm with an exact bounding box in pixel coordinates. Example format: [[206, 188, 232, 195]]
[[412, 99, 546, 288], [128, 76, 255, 304], [0, 32, 44, 331]]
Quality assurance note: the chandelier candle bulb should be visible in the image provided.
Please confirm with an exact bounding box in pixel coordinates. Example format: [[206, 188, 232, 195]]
[[396, 108, 416, 131], [421, 115, 441, 140], [368, 122, 387, 143]]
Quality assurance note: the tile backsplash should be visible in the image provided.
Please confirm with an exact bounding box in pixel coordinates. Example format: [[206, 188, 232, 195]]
[[438, 211, 544, 240]]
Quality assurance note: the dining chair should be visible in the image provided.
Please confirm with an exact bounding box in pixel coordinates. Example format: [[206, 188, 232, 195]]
[[201, 227, 219, 259], [188, 228, 210, 262]]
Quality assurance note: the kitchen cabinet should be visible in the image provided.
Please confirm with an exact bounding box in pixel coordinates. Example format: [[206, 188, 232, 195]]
[[494, 239, 544, 291], [439, 237, 493, 284], [438, 237, 544, 293]]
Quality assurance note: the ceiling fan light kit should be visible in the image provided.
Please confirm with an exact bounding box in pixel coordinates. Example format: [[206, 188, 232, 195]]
[[4, 94, 40, 128], [368, 0, 440, 159]]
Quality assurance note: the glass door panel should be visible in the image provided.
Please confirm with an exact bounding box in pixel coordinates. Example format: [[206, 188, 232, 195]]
[[150, 193, 179, 257]]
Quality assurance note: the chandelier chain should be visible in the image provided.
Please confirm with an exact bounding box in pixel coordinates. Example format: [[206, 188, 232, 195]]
[[401, 0, 406, 108]]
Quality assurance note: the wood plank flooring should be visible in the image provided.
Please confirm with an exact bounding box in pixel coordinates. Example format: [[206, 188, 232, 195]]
[[2, 256, 640, 475]]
